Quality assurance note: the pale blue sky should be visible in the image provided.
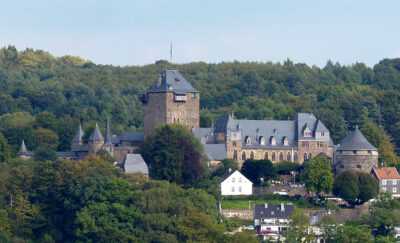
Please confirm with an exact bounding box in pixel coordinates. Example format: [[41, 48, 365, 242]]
[[1, 0, 399, 67]]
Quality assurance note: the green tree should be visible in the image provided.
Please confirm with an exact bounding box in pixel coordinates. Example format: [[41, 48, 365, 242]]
[[96, 149, 114, 163], [33, 147, 57, 162], [301, 157, 334, 198], [274, 161, 301, 175], [333, 225, 373, 243], [34, 128, 59, 150], [282, 209, 310, 242], [240, 159, 276, 186], [357, 172, 379, 204], [0, 133, 11, 163]]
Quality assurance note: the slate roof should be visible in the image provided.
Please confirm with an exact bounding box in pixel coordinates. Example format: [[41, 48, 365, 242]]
[[337, 126, 377, 151], [254, 204, 295, 219], [215, 114, 234, 133], [373, 167, 400, 180], [120, 131, 144, 142], [193, 127, 217, 144], [18, 140, 27, 155], [56, 152, 77, 158], [124, 154, 149, 175], [72, 125, 84, 142], [311, 209, 344, 225], [297, 113, 323, 141], [88, 123, 104, 141], [143, 70, 199, 95], [72, 144, 89, 152], [204, 144, 227, 161]]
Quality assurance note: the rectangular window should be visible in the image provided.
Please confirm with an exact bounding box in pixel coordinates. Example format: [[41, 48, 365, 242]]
[[239, 178, 242, 183], [393, 188, 397, 193], [394, 180, 397, 185], [382, 187, 386, 191], [382, 180, 387, 185], [232, 177, 235, 183], [302, 141, 309, 147], [233, 141, 237, 146], [191, 93, 195, 99], [321, 132, 325, 137], [238, 187, 242, 192], [317, 142, 324, 147], [231, 187, 235, 192]]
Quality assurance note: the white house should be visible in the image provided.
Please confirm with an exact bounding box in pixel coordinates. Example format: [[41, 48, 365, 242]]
[[220, 169, 253, 195]]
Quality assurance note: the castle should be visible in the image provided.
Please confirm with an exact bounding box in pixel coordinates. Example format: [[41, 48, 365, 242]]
[[17, 70, 378, 174]]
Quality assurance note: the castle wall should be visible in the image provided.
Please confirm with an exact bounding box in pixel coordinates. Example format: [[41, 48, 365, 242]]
[[298, 141, 332, 164], [335, 150, 379, 175], [143, 93, 167, 138], [165, 92, 199, 129], [88, 141, 104, 155]]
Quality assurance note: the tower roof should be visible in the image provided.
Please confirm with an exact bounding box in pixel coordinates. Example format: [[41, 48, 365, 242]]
[[337, 126, 378, 151], [104, 119, 112, 145], [88, 123, 104, 141], [143, 70, 199, 95], [72, 125, 84, 142], [18, 140, 27, 155]]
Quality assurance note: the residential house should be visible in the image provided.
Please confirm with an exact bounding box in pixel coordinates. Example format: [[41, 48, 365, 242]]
[[220, 169, 253, 195], [124, 154, 149, 176], [372, 167, 400, 196], [253, 203, 295, 240]]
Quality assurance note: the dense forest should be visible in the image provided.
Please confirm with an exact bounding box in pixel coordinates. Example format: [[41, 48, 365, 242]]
[[0, 46, 400, 157]]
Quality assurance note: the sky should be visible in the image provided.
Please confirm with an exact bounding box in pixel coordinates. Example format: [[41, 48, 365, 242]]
[[0, 0, 399, 67]]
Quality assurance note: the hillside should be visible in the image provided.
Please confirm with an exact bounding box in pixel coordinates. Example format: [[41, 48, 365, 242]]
[[1, 46, 400, 156]]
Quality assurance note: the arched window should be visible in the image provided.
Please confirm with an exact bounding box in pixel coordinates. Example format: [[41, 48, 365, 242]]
[[287, 152, 291, 161], [233, 150, 238, 161], [304, 153, 308, 161], [272, 152, 276, 161], [294, 152, 298, 162], [250, 151, 254, 159], [260, 136, 265, 145], [308, 153, 312, 160], [265, 152, 269, 160], [270, 136, 276, 146], [245, 136, 251, 145], [242, 151, 246, 161], [279, 152, 283, 161]]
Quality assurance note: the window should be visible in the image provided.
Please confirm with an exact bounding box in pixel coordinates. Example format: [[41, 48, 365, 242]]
[[287, 152, 291, 161], [232, 187, 235, 192], [250, 151, 255, 159], [353, 150, 357, 154], [239, 187, 242, 192], [294, 152, 298, 162], [393, 188, 397, 193], [242, 151, 246, 161], [232, 177, 235, 182], [308, 153, 312, 160], [265, 152, 269, 160], [260, 136, 265, 145], [272, 152, 276, 161], [304, 153, 308, 161], [233, 150, 238, 161], [382, 180, 387, 185], [191, 93, 195, 99], [382, 187, 386, 192], [274, 129, 278, 134], [233, 141, 237, 146], [239, 178, 242, 183], [340, 165, 344, 168], [271, 136, 276, 146], [394, 180, 397, 185], [279, 152, 283, 161], [321, 132, 325, 137], [246, 137, 251, 145], [317, 142, 324, 147], [357, 165, 361, 169], [301, 141, 309, 147], [283, 137, 289, 146]]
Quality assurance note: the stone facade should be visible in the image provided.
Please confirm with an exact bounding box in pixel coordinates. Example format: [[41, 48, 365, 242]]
[[143, 92, 168, 137], [335, 150, 378, 174], [88, 140, 104, 155]]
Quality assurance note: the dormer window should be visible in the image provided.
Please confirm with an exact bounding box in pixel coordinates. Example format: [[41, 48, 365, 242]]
[[245, 136, 252, 145], [283, 136, 289, 146], [260, 136, 265, 145], [303, 124, 312, 137], [270, 136, 276, 146], [273, 128, 278, 134]]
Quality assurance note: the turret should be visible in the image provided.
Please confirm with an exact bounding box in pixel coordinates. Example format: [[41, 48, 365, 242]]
[[88, 123, 104, 155], [18, 140, 29, 159], [102, 119, 114, 156], [71, 125, 84, 151]]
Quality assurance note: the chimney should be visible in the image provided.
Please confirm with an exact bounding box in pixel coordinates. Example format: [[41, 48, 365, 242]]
[[157, 74, 162, 86], [281, 203, 285, 212], [231, 111, 234, 119], [264, 203, 268, 208]]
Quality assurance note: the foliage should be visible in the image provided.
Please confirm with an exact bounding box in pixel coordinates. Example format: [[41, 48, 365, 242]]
[[282, 208, 310, 242], [333, 225, 373, 243], [0, 133, 11, 163], [137, 124, 205, 185], [333, 171, 378, 206], [361, 122, 398, 165], [240, 159, 277, 186], [96, 149, 114, 163], [33, 146, 57, 162], [213, 158, 239, 177], [301, 157, 334, 196], [273, 161, 301, 175]]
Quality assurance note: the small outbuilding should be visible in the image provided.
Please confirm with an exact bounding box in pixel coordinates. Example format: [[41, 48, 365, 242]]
[[124, 154, 149, 176]]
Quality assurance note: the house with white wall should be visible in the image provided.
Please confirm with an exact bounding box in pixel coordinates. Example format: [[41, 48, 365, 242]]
[[220, 169, 253, 195]]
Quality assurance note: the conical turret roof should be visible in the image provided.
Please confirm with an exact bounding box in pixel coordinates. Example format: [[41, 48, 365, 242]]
[[88, 123, 104, 141], [72, 125, 84, 142], [18, 140, 27, 155], [104, 119, 112, 145], [337, 126, 378, 151]]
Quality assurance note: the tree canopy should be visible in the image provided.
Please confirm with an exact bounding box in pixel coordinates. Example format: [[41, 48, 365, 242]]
[[240, 159, 277, 186], [301, 157, 334, 196]]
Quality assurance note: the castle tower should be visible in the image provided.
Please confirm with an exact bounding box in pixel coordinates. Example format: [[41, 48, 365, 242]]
[[335, 126, 378, 175], [140, 70, 200, 137], [88, 123, 104, 155], [18, 140, 29, 159], [102, 119, 114, 156], [71, 125, 84, 151]]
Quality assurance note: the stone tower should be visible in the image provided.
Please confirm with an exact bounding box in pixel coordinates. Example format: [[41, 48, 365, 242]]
[[71, 125, 84, 151], [88, 123, 104, 155], [335, 126, 378, 175], [140, 70, 200, 137]]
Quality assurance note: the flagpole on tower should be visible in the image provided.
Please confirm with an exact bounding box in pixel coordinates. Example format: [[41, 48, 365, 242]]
[[170, 42, 172, 70]]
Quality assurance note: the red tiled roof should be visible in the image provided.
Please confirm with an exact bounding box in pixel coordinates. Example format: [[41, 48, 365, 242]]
[[373, 167, 400, 179]]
